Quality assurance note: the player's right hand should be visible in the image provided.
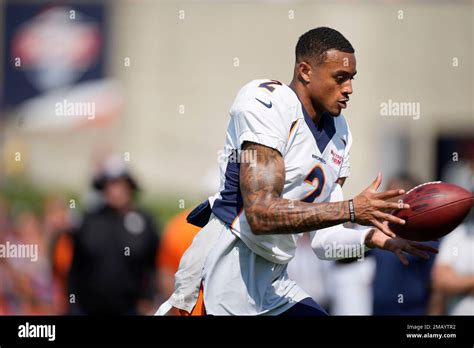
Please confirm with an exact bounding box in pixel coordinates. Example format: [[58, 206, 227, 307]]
[[364, 227, 438, 265], [352, 173, 409, 238]]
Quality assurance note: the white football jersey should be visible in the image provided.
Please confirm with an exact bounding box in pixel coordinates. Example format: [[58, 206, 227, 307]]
[[211, 79, 353, 263]]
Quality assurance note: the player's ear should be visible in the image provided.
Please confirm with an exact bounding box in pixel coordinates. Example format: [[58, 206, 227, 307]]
[[297, 61, 312, 85]]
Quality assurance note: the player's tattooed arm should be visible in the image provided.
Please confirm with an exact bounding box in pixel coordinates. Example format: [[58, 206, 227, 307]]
[[240, 142, 410, 236], [240, 141, 351, 235]]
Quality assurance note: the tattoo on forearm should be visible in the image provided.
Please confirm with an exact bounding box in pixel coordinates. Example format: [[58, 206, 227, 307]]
[[240, 142, 349, 235]]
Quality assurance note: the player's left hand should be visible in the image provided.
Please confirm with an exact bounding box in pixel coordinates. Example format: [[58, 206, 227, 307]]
[[365, 225, 438, 265]]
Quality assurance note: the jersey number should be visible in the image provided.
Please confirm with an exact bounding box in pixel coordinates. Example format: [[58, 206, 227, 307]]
[[258, 80, 282, 92], [302, 165, 325, 203]]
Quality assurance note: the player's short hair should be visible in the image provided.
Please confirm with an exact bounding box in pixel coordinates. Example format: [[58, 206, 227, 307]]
[[295, 27, 354, 66]]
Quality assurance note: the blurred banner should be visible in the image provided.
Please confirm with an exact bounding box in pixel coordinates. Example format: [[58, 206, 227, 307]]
[[2, 2, 122, 130]]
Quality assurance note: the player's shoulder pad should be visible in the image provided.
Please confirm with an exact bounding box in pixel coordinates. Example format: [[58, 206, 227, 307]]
[[230, 79, 300, 121]]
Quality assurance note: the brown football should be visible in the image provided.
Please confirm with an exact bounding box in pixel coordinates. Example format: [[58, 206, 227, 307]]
[[388, 182, 473, 241]]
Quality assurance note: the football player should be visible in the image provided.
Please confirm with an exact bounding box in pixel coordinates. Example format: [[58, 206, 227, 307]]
[[156, 27, 437, 316]]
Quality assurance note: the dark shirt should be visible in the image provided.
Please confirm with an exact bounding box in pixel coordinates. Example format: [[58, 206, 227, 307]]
[[372, 241, 438, 315], [68, 205, 159, 315]]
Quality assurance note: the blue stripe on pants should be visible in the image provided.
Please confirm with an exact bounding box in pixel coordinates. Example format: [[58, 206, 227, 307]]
[[280, 297, 328, 316]]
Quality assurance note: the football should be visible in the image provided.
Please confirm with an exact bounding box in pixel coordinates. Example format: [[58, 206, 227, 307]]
[[389, 182, 473, 241]]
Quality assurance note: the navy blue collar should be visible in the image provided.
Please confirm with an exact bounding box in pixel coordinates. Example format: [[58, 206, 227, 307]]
[[287, 84, 336, 153], [288, 86, 336, 154], [301, 106, 336, 154]]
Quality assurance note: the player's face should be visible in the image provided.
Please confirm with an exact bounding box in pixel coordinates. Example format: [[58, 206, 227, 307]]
[[309, 49, 357, 116]]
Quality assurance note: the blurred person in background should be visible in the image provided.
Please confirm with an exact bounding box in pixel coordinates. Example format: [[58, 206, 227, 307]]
[[430, 152, 474, 315], [68, 157, 160, 315], [157, 167, 219, 315], [44, 195, 75, 314], [0, 197, 14, 314], [157, 210, 201, 315], [43, 195, 73, 252], [372, 173, 439, 315], [0, 195, 68, 315], [431, 211, 474, 315], [4, 211, 55, 314], [0, 197, 11, 235]]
